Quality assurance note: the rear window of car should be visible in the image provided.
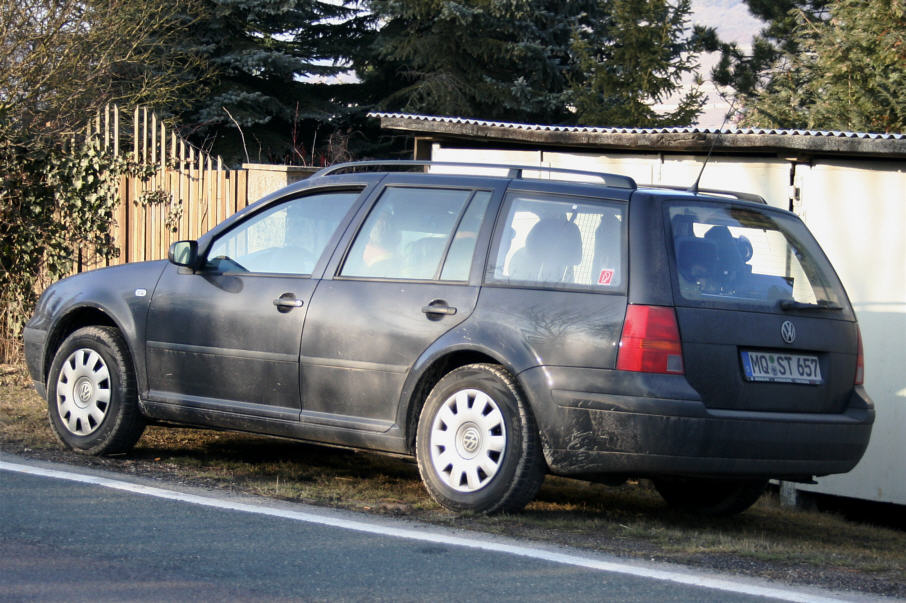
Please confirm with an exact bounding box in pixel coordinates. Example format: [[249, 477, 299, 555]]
[[488, 193, 626, 290], [667, 202, 849, 310]]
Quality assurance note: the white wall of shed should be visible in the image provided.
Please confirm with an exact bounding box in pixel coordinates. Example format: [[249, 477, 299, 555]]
[[791, 160, 906, 505], [430, 143, 906, 505], [432, 146, 791, 208], [428, 146, 541, 177]]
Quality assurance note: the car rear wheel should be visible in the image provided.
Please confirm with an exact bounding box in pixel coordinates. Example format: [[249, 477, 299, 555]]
[[416, 364, 545, 514], [653, 477, 768, 516], [46, 326, 145, 455]]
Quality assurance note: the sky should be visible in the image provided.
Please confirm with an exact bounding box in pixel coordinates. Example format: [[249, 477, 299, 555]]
[[684, 0, 766, 127], [691, 0, 764, 46]]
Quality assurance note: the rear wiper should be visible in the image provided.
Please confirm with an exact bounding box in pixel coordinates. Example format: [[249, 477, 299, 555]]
[[779, 299, 843, 311]]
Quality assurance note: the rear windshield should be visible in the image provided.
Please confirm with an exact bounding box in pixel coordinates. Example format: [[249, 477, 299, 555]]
[[667, 202, 849, 310]]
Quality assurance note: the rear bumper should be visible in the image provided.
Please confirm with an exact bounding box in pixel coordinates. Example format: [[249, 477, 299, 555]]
[[519, 366, 874, 479]]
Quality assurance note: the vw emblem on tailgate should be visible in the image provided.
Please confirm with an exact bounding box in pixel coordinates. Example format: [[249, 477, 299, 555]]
[[781, 320, 797, 344]]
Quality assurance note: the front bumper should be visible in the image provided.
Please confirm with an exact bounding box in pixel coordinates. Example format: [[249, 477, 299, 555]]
[[519, 366, 874, 479], [23, 325, 48, 399]]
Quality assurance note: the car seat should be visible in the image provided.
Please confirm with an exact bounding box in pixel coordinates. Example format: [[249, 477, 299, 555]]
[[704, 226, 747, 292], [509, 216, 582, 284]]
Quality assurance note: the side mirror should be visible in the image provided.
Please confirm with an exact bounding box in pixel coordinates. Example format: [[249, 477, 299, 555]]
[[168, 240, 198, 268]]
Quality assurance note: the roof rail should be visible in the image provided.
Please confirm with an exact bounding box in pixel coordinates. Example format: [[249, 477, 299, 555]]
[[645, 184, 766, 204], [312, 160, 637, 190]]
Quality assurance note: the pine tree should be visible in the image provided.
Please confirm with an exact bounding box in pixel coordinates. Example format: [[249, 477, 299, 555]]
[[740, 0, 906, 132], [365, 0, 713, 127], [712, 0, 830, 100], [362, 0, 582, 124], [179, 0, 372, 165], [569, 0, 713, 127]]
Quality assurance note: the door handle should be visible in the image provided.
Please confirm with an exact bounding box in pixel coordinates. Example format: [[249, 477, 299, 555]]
[[273, 294, 304, 310], [421, 300, 457, 316]]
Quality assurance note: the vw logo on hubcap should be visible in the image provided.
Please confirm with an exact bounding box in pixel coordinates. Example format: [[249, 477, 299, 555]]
[[461, 427, 480, 454], [74, 378, 94, 405], [781, 320, 796, 344]]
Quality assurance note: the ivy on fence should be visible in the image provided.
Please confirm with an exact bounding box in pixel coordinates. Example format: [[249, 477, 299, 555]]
[[0, 131, 166, 363], [1, 105, 246, 364]]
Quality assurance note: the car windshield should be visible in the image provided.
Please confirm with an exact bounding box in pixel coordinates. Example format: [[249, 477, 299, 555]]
[[668, 202, 849, 310]]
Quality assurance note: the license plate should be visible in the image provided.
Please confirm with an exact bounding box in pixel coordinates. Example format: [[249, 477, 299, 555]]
[[741, 351, 822, 384]]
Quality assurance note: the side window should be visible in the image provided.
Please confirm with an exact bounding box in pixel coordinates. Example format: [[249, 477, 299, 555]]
[[206, 190, 360, 275], [490, 194, 626, 289], [341, 187, 485, 280]]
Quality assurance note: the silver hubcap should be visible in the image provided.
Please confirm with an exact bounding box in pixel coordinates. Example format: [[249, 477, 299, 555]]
[[56, 348, 111, 436], [429, 389, 507, 493]]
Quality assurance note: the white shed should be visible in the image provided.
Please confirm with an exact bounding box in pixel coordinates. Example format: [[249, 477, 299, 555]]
[[374, 113, 906, 505]]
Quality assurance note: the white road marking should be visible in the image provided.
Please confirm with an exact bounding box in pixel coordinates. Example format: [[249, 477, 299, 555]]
[[2, 460, 848, 602]]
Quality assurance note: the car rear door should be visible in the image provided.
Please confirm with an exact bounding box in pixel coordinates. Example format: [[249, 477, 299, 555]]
[[477, 183, 632, 371], [298, 175, 503, 430]]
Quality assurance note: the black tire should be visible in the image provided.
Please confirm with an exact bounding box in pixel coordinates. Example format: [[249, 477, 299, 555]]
[[415, 364, 545, 514], [653, 477, 768, 516], [46, 326, 145, 455]]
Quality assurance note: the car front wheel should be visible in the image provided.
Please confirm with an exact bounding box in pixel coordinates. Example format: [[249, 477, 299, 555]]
[[46, 326, 145, 455], [415, 364, 545, 514]]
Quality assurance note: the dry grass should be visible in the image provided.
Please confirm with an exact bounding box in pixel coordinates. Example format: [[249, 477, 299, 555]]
[[2, 362, 904, 594]]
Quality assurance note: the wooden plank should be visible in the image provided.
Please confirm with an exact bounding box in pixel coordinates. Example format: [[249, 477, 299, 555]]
[[213, 157, 220, 222], [133, 107, 139, 162], [205, 154, 213, 225], [179, 140, 187, 239], [143, 188, 152, 263], [103, 105, 110, 151], [142, 107, 148, 164], [113, 105, 119, 158], [163, 169, 172, 251], [123, 174, 132, 263], [158, 119, 166, 259], [168, 132, 178, 247], [128, 174, 137, 263], [219, 162, 226, 222], [128, 175, 137, 263], [150, 113, 159, 259], [237, 169, 248, 209], [114, 174, 126, 265], [188, 147, 197, 239], [198, 155, 207, 235]]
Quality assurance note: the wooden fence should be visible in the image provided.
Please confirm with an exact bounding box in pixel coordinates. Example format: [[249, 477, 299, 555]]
[[77, 105, 250, 272]]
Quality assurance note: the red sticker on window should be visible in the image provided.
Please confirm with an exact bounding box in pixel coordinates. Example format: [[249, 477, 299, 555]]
[[598, 269, 615, 285]]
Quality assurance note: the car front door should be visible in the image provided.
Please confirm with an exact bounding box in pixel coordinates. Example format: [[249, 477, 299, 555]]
[[299, 178, 501, 431], [144, 188, 363, 419]]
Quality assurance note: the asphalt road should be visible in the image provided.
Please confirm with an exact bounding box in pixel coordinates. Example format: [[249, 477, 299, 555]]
[[0, 457, 858, 602]]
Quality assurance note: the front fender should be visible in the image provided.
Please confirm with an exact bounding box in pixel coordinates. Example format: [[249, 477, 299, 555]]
[[28, 261, 169, 393]]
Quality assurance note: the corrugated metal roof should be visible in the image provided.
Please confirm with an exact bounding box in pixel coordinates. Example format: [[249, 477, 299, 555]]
[[369, 112, 905, 140]]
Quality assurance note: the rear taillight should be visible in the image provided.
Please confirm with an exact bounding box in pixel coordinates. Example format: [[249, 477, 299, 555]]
[[855, 327, 864, 385], [616, 305, 684, 374]]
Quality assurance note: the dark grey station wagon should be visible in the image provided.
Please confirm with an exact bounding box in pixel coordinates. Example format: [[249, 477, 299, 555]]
[[24, 161, 874, 515]]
